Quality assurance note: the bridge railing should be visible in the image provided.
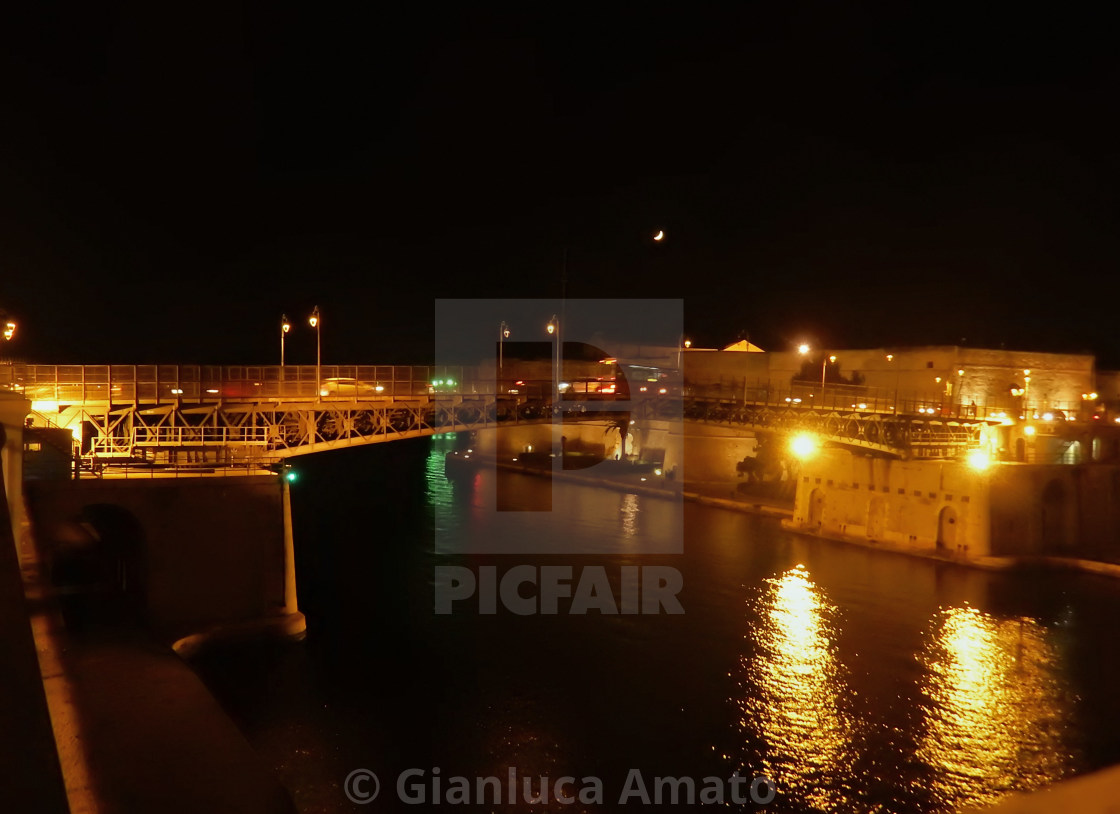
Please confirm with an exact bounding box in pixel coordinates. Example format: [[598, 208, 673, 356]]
[[682, 378, 1076, 421], [131, 426, 272, 446], [0, 364, 486, 403], [0, 363, 1097, 424]]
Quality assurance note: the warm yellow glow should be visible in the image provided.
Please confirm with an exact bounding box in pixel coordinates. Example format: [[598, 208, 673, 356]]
[[917, 606, 1077, 809], [309, 306, 320, 328], [653, 229, 665, 241], [886, 353, 894, 361], [281, 313, 291, 333], [31, 400, 60, 413], [1023, 368, 1030, 375], [790, 433, 817, 459], [683, 339, 691, 348], [2, 320, 14, 341], [828, 354, 837, 363], [1023, 425, 1036, 436], [798, 343, 810, 355], [958, 369, 964, 376], [546, 322, 555, 335], [966, 448, 990, 471], [737, 566, 848, 810], [1090, 392, 1098, 400]]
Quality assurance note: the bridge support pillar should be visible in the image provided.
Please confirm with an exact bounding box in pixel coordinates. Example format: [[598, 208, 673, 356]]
[[282, 477, 299, 615], [0, 391, 29, 556]]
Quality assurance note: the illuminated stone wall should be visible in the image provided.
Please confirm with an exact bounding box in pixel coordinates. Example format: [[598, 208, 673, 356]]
[[789, 448, 992, 557], [681, 349, 770, 389], [735, 345, 1095, 413], [790, 448, 1120, 563]]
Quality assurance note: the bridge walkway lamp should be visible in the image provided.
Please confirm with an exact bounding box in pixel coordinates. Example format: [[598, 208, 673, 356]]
[[547, 316, 558, 413], [281, 314, 291, 368], [499, 321, 510, 378], [309, 306, 321, 402]]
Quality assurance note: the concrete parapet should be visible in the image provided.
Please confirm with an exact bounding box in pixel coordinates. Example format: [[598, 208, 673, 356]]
[[25, 475, 304, 643]]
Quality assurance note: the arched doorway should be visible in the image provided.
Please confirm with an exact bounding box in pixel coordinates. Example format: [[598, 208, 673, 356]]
[[1041, 479, 1066, 549], [808, 489, 825, 530], [937, 506, 958, 549]]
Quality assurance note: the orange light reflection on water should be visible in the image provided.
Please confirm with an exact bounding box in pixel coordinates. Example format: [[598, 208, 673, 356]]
[[737, 565, 852, 811], [917, 605, 1078, 810]]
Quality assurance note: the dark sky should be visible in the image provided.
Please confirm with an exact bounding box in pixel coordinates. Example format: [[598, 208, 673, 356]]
[[2, 7, 1120, 365]]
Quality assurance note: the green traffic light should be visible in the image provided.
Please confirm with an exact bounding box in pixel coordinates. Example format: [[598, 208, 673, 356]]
[[285, 471, 298, 482]]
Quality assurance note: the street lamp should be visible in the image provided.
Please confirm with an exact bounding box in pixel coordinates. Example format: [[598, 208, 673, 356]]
[[822, 354, 836, 392], [800, 344, 835, 397], [309, 306, 321, 401], [886, 353, 899, 413], [499, 321, 510, 372], [281, 314, 291, 367], [0, 319, 14, 364], [547, 315, 559, 412]]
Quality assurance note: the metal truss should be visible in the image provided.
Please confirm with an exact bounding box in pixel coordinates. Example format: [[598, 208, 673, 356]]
[[82, 397, 513, 465], [682, 399, 987, 458], [3, 363, 995, 469]]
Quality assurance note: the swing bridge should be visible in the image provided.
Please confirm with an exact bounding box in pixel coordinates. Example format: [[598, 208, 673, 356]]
[[0, 363, 999, 473]]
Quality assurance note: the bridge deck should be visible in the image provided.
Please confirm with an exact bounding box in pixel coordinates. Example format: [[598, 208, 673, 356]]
[[4, 363, 1011, 469]]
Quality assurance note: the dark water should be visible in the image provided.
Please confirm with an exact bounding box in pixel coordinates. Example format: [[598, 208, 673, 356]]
[[194, 435, 1120, 813]]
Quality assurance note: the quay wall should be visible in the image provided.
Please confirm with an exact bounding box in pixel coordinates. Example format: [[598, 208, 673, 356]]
[[25, 476, 293, 633], [788, 449, 1120, 562], [789, 449, 991, 556]]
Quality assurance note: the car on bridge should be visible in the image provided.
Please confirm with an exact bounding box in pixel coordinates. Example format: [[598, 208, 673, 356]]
[[319, 377, 388, 398]]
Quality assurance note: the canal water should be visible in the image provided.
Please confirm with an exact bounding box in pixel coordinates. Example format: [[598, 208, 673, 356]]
[[194, 435, 1120, 813]]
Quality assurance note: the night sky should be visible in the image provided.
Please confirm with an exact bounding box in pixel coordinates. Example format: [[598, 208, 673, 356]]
[[2, 7, 1119, 365]]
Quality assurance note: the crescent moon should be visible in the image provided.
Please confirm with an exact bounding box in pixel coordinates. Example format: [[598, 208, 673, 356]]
[[653, 230, 664, 241]]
